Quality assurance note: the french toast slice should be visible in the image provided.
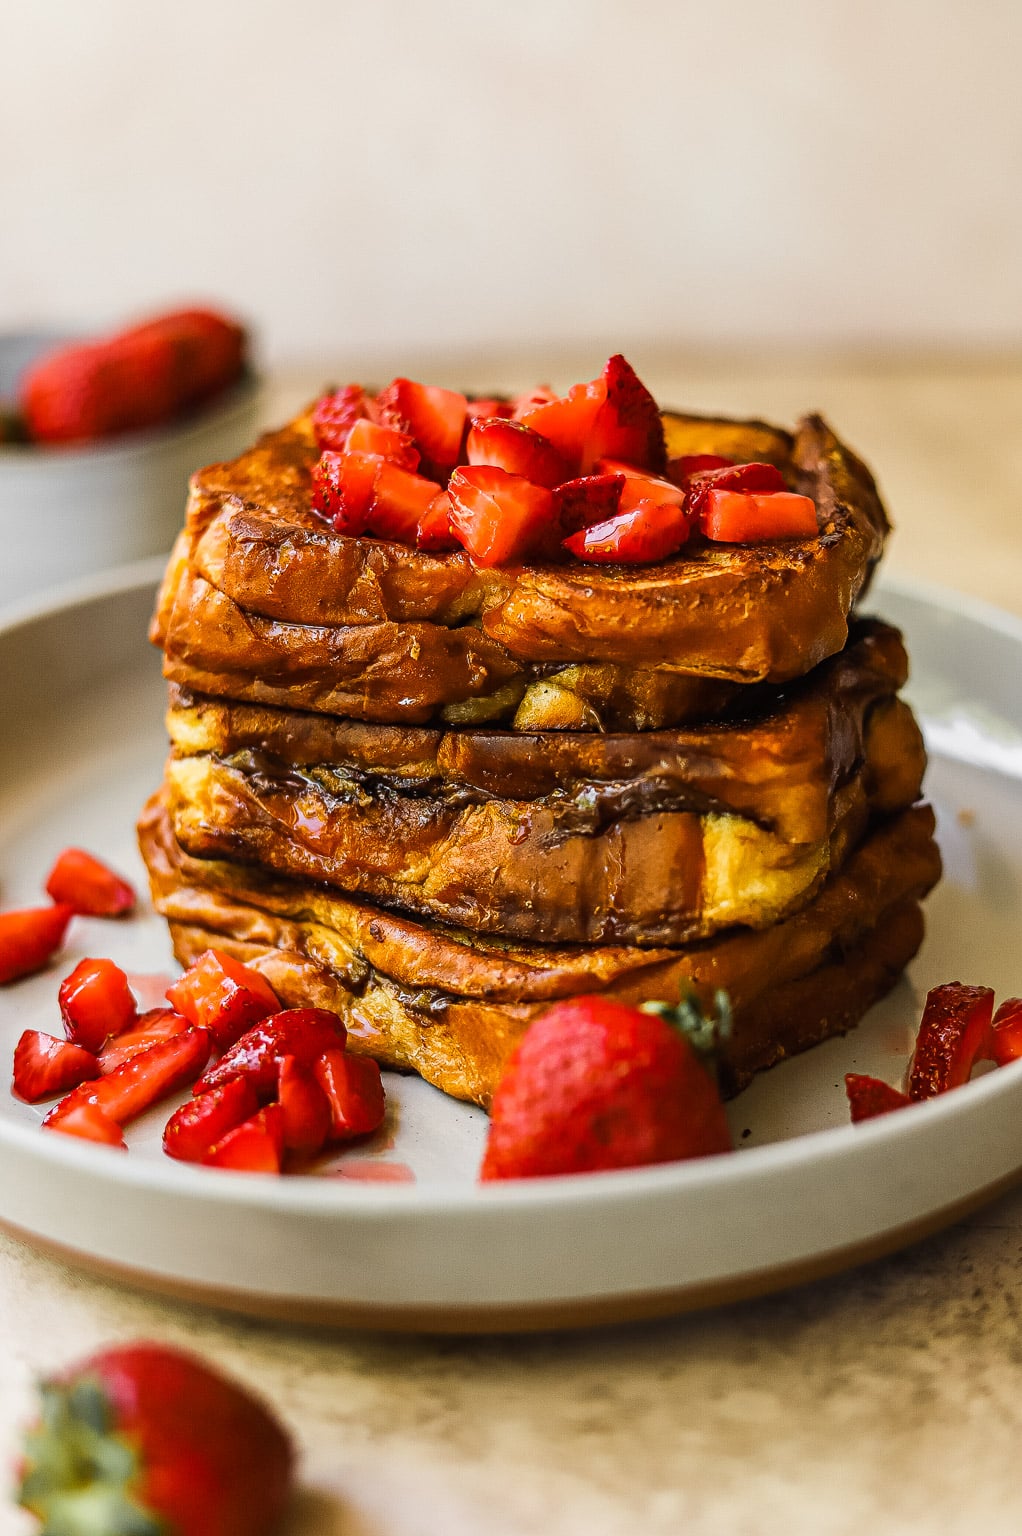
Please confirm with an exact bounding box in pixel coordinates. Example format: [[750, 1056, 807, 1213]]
[[139, 797, 941, 1106], [162, 621, 926, 945]]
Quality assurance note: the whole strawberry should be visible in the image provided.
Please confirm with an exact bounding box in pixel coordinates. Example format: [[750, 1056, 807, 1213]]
[[17, 1342, 293, 1536], [479, 995, 733, 1181]]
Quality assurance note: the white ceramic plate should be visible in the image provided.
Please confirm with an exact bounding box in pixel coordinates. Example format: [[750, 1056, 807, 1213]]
[[0, 562, 1020, 1332]]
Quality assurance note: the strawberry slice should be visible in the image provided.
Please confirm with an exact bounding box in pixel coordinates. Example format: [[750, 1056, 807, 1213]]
[[310, 449, 377, 535], [908, 983, 995, 1100], [45, 849, 135, 917], [447, 466, 554, 567], [564, 499, 691, 564], [582, 354, 666, 473], [466, 396, 513, 421], [12, 1030, 101, 1103], [46, 1029, 211, 1129], [668, 453, 735, 485], [58, 957, 137, 1053], [552, 475, 625, 537], [166, 948, 279, 1050], [315, 1049, 386, 1139], [365, 461, 441, 542], [205, 1105, 285, 1173], [99, 1007, 191, 1074], [511, 385, 557, 418], [416, 490, 458, 552], [845, 1073, 912, 1122], [163, 1076, 260, 1163], [312, 385, 378, 450], [278, 1054, 332, 1155], [618, 471, 686, 512], [193, 1008, 347, 1101], [684, 460, 787, 520], [43, 1102, 127, 1148], [376, 378, 468, 478], [701, 489, 818, 543], [0, 904, 73, 985], [517, 376, 607, 474], [466, 418, 569, 490], [989, 997, 1022, 1066], [343, 418, 420, 470]]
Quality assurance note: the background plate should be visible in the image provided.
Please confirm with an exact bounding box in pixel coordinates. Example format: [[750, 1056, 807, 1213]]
[[0, 563, 1020, 1331]]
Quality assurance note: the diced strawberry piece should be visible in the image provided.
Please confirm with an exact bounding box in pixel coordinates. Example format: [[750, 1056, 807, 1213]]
[[416, 490, 458, 552], [564, 499, 691, 564], [466, 396, 513, 421], [193, 1008, 347, 1101], [376, 378, 468, 478], [667, 453, 735, 485], [908, 983, 996, 1100], [552, 475, 626, 537], [684, 460, 788, 519], [617, 471, 686, 512], [701, 490, 818, 543], [278, 1054, 332, 1156], [511, 385, 558, 419], [365, 461, 441, 543], [581, 354, 666, 474], [447, 466, 554, 567], [989, 997, 1022, 1066], [518, 377, 607, 474], [163, 1076, 260, 1163], [59, 958, 137, 1053], [310, 449, 377, 535], [43, 1101, 126, 1149], [466, 418, 569, 490], [45, 848, 136, 917], [12, 1030, 101, 1103], [46, 1029, 211, 1129], [343, 418, 420, 470], [312, 385, 378, 450], [845, 1073, 912, 1122], [99, 1007, 191, 1074], [0, 904, 73, 985], [166, 948, 280, 1050], [315, 1049, 386, 1140], [204, 1104, 284, 1173]]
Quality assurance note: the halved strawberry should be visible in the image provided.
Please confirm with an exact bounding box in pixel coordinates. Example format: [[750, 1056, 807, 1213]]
[[12, 1030, 101, 1103], [43, 1102, 126, 1148], [845, 1073, 911, 1122], [166, 948, 279, 1050], [99, 1007, 191, 1074], [466, 418, 569, 490], [315, 1049, 386, 1139], [564, 499, 691, 564], [310, 450, 377, 535], [312, 385, 378, 450], [552, 475, 625, 537], [45, 849, 136, 917], [163, 1076, 259, 1163], [0, 904, 73, 985], [447, 466, 554, 567], [416, 490, 458, 552], [582, 354, 666, 473], [46, 1029, 211, 1129], [908, 983, 995, 1100], [343, 418, 420, 471], [989, 997, 1022, 1066], [278, 1054, 332, 1155], [193, 1008, 347, 1102], [684, 461, 787, 520], [701, 490, 818, 543], [365, 461, 441, 542], [517, 377, 607, 474], [376, 378, 468, 478], [59, 958, 137, 1053], [204, 1104, 285, 1173]]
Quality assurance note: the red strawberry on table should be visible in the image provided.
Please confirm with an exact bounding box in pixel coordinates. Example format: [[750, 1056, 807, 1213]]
[[17, 1341, 294, 1536], [0, 904, 73, 985]]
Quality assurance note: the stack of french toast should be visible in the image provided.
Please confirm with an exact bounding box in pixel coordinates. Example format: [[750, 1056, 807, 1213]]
[[139, 357, 941, 1105]]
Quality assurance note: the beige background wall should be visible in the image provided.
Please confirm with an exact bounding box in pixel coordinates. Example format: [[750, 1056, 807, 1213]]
[[1, 0, 1021, 370]]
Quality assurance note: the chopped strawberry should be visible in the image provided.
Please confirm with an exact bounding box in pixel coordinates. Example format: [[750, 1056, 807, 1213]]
[[365, 461, 441, 542], [205, 1105, 285, 1173], [447, 466, 554, 567], [12, 1030, 101, 1103], [552, 474, 625, 537], [416, 490, 458, 552], [667, 453, 735, 485], [58, 957, 137, 1053], [47, 1029, 211, 1129], [99, 1007, 191, 1074], [43, 1102, 127, 1149], [564, 499, 691, 564], [278, 1054, 332, 1155], [845, 1073, 911, 1122], [310, 449, 376, 535], [989, 997, 1022, 1066], [466, 396, 513, 421], [166, 948, 279, 1050], [517, 376, 607, 474], [45, 848, 136, 917], [376, 378, 468, 478], [312, 385, 378, 450], [0, 904, 73, 985], [193, 1008, 347, 1101], [908, 983, 995, 1100], [582, 354, 666, 473], [465, 417, 569, 490], [314, 1049, 386, 1139], [511, 385, 558, 419], [701, 489, 818, 543], [163, 1077, 260, 1163], [684, 460, 788, 520], [343, 418, 420, 470], [618, 471, 686, 512]]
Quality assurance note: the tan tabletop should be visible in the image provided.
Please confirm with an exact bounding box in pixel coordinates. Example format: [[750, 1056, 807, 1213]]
[[2, 356, 1021, 1536]]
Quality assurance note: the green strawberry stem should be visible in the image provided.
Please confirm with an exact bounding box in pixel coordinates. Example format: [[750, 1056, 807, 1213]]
[[640, 986, 732, 1074]]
